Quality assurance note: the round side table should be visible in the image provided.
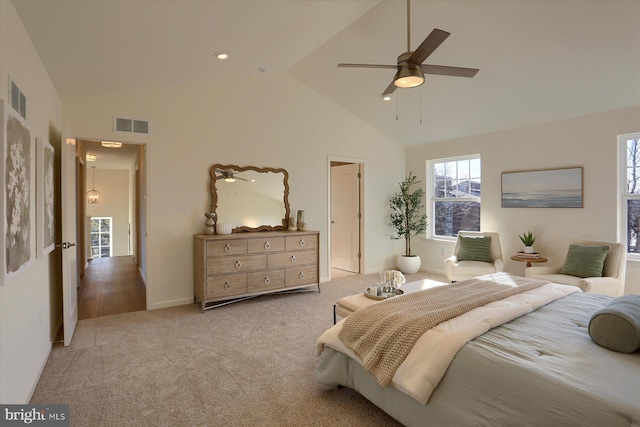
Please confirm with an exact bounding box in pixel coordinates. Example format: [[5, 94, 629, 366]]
[[511, 254, 548, 268]]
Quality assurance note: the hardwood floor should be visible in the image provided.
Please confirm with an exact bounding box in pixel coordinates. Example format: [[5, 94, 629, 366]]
[[77, 255, 146, 320]]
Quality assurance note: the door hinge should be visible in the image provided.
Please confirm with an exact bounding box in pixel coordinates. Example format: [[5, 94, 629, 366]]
[[358, 252, 361, 258], [357, 172, 361, 178], [357, 212, 361, 219]]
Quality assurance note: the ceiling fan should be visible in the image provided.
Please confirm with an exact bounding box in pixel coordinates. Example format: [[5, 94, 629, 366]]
[[215, 168, 250, 183], [337, 0, 479, 96]]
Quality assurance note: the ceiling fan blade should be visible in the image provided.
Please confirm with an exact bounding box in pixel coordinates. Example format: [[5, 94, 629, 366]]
[[338, 63, 398, 69], [407, 28, 450, 65], [421, 64, 479, 78], [382, 81, 397, 96]]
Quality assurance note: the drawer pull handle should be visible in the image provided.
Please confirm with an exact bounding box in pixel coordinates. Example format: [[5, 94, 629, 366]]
[[224, 244, 231, 252], [299, 239, 305, 247], [224, 282, 231, 290], [291, 255, 297, 263], [264, 277, 271, 285], [299, 272, 305, 279], [264, 241, 271, 250], [235, 260, 242, 269]]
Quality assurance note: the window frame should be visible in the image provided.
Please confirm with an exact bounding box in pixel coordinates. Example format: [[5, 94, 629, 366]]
[[619, 132, 640, 262], [90, 216, 113, 259], [426, 154, 481, 240]]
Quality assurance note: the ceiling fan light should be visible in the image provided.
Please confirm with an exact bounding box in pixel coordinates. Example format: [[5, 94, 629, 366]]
[[101, 141, 122, 148], [224, 177, 236, 183], [394, 66, 424, 88]]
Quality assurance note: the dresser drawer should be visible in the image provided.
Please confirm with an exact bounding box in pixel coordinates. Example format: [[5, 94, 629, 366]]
[[206, 255, 267, 274], [268, 250, 317, 268], [206, 274, 248, 298], [206, 239, 247, 257], [285, 235, 317, 251], [248, 269, 285, 293], [285, 265, 318, 287], [247, 237, 285, 254]]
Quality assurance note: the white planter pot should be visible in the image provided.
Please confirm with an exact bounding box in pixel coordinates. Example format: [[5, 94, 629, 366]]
[[523, 246, 535, 254], [397, 255, 421, 274]]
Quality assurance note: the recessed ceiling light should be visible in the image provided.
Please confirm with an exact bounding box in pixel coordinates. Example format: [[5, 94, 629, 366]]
[[383, 95, 392, 101], [86, 153, 97, 161], [101, 141, 122, 148], [214, 51, 229, 60]]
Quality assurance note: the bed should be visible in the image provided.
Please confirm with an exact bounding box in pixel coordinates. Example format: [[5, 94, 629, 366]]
[[316, 273, 640, 426]]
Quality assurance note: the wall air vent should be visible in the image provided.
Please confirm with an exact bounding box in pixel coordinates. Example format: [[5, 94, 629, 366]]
[[114, 116, 150, 134], [9, 76, 26, 119]]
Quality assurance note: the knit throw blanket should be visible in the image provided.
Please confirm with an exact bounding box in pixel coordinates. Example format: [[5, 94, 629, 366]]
[[338, 274, 547, 386]]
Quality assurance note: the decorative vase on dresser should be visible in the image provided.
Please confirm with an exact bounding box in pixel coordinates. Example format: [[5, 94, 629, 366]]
[[193, 230, 320, 312]]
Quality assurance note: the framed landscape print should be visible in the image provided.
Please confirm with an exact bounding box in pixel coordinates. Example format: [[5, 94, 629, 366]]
[[37, 137, 55, 257], [2, 99, 33, 284], [501, 167, 583, 208]]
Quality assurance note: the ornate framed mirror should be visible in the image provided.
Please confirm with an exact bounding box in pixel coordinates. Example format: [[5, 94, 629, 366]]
[[209, 164, 290, 232]]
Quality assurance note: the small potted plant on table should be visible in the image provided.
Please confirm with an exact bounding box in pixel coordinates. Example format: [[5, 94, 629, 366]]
[[519, 230, 536, 254]]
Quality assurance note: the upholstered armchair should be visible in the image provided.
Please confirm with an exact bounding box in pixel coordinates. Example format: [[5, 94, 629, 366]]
[[525, 239, 627, 297], [444, 231, 504, 282]]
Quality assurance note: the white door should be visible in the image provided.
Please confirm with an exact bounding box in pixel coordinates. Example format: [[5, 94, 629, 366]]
[[60, 134, 78, 346], [331, 163, 360, 272]]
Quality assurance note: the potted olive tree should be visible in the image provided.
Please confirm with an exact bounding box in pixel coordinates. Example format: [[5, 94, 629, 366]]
[[390, 172, 428, 274]]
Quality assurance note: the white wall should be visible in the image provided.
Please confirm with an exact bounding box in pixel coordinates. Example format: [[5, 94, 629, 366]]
[[0, 1, 63, 403], [407, 106, 640, 295], [63, 70, 406, 309], [85, 169, 130, 257]]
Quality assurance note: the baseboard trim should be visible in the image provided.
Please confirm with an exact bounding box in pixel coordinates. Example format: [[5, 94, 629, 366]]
[[25, 342, 52, 404], [420, 266, 447, 276], [149, 297, 194, 310]]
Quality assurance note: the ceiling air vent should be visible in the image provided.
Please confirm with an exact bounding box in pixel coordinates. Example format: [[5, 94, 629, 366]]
[[9, 76, 26, 119], [114, 117, 150, 134]]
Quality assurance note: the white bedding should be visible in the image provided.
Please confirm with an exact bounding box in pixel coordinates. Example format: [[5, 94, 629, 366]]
[[317, 278, 579, 404]]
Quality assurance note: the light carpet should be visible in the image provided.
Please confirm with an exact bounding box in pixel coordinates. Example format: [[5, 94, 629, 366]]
[[31, 271, 444, 426]]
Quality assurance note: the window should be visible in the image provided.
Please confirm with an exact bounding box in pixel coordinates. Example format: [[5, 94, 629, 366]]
[[620, 133, 640, 259], [90, 217, 112, 258], [428, 155, 481, 238]]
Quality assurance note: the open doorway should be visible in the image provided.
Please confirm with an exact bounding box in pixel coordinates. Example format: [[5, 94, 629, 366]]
[[329, 159, 364, 278], [76, 139, 147, 318]]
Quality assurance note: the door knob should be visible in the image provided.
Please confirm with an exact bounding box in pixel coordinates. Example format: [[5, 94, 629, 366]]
[[56, 242, 77, 249]]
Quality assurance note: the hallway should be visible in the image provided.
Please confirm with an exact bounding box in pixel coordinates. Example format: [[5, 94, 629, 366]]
[[77, 256, 146, 320]]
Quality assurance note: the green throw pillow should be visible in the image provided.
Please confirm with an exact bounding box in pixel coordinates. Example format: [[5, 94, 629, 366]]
[[457, 235, 492, 263], [559, 244, 611, 278]]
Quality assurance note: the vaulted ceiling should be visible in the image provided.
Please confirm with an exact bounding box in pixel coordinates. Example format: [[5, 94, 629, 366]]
[[13, 0, 640, 147]]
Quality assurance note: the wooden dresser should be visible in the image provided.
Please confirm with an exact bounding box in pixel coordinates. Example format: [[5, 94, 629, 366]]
[[193, 230, 320, 311]]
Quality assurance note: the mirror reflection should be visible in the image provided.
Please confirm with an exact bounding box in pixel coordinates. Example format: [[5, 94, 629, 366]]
[[210, 164, 290, 232]]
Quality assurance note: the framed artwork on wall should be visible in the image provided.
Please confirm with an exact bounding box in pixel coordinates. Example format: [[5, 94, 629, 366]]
[[501, 167, 583, 208], [0, 100, 4, 286], [2, 98, 34, 284], [36, 137, 55, 257]]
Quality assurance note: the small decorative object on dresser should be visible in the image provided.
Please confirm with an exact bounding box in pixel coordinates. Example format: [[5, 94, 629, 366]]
[[297, 210, 307, 231], [215, 222, 232, 235], [203, 212, 216, 234], [193, 230, 320, 311]]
